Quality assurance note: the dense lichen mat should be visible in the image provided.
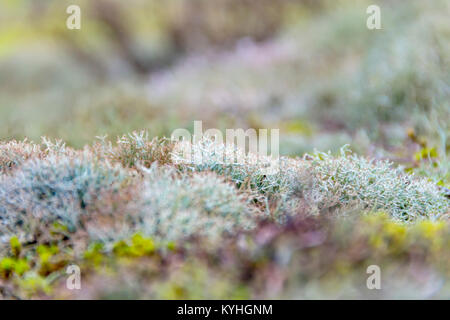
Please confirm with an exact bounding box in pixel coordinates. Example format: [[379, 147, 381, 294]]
[[0, 0, 449, 299]]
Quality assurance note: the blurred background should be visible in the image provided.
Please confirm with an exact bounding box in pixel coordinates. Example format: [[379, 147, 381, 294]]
[[0, 0, 448, 164]]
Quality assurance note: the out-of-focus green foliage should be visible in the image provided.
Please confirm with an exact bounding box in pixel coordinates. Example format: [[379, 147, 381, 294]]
[[1, 0, 448, 153]]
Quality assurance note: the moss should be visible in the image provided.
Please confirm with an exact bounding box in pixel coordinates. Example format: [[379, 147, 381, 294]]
[[0, 257, 30, 279]]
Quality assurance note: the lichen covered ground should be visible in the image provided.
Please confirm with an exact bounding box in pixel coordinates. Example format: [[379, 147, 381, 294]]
[[0, 0, 449, 299]]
